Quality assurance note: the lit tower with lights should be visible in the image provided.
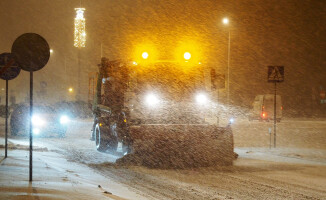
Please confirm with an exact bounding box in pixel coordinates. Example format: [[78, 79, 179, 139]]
[[74, 7, 86, 100], [74, 8, 86, 48]]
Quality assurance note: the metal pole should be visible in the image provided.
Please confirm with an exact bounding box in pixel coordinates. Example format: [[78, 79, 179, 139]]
[[270, 129, 272, 149], [268, 127, 271, 149], [5, 80, 8, 158], [274, 82, 277, 148], [227, 30, 230, 111], [101, 43, 103, 58], [29, 72, 33, 182], [77, 48, 81, 100]]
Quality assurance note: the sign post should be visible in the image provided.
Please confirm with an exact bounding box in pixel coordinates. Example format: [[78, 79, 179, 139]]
[[268, 127, 272, 149], [320, 89, 325, 104], [267, 66, 284, 148], [11, 33, 50, 182], [0, 53, 21, 158]]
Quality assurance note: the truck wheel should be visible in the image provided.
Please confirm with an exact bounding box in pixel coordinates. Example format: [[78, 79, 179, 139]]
[[95, 124, 108, 152], [107, 123, 118, 152]]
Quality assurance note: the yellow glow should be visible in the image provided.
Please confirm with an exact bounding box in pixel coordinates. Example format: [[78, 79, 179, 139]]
[[142, 52, 149, 59], [223, 17, 229, 25], [74, 8, 86, 48], [174, 40, 202, 65], [68, 87, 73, 92], [132, 61, 138, 65], [99, 123, 102, 127], [50, 49, 53, 53], [133, 43, 157, 63], [184, 52, 191, 60]]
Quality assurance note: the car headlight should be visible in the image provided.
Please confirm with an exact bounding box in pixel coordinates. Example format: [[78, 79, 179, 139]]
[[145, 93, 160, 107], [195, 93, 208, 105], [32, 115, 46, 127], [33, 128, 40, 135], [60, 115, 69, 124]]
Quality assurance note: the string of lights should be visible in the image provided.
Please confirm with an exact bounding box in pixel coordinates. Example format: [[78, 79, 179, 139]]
[[74, 8, 86, 48]]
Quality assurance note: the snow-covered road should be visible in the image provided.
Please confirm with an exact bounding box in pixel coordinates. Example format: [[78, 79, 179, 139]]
[[1, 118, 326, 199]]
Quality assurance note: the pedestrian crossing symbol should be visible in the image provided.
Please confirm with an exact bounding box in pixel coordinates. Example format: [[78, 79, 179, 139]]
[[268, 66, 284, 82]]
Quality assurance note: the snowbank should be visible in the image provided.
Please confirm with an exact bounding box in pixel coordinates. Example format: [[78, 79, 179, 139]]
[[0, 147, 145, 199]]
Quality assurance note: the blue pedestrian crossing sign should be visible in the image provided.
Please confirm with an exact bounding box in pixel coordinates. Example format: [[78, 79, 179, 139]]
[[268, 66, 284, 83]]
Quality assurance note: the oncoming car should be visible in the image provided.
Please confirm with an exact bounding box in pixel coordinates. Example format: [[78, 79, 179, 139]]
[[10, 104, 70, 137]]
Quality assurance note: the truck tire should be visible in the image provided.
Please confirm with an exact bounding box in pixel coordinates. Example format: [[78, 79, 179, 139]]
[[107, 122, 118, 152], [95, 124, 108, 152]]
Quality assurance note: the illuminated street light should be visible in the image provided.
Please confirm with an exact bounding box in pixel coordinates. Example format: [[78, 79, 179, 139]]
[[184, 52, 191, 60], [142, 52, 149, 59], [74, 8, 86, 48], [50, 49, 53, 53], [223, 17, 231, 114], [68, 87, 73, 92], [223, 17, 229, 25]]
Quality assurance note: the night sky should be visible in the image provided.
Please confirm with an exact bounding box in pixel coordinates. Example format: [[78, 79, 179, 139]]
[[0, 0, 325, 116]]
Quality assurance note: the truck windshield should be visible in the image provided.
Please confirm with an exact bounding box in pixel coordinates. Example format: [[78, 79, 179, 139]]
[[131, 63, 206, 100]]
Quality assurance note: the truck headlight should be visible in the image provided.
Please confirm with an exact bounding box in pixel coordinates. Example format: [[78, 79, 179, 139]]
[[33, 128, 40, 135], [145, 93, 160, 107], [195, 93, 208, 105], [32, 115, 46, 127], [60, 115, 69, 124]]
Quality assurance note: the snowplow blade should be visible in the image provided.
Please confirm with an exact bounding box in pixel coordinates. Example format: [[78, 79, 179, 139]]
[[116, 124, 234, 169]]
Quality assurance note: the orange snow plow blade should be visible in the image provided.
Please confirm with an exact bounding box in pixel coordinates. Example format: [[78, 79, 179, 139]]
[[116, 124, 234, 169]]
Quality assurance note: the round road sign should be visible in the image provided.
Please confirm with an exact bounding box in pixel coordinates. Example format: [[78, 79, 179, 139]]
[[11, 33, 50, 72], [0, 53, 21, 80]]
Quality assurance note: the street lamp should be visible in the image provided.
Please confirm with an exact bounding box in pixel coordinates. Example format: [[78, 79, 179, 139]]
[[222, 17, 231, 111], [223, 18, 229, 25]]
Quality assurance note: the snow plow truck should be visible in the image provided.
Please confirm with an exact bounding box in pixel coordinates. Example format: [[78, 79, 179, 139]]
[[89, 57, 235, 168]]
